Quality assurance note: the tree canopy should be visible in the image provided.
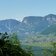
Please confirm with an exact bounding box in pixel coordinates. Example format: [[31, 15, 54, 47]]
[[0, 32, 31, 56]]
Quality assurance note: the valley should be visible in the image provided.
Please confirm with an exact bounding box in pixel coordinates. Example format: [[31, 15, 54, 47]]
[[0, 14, 56, 56]]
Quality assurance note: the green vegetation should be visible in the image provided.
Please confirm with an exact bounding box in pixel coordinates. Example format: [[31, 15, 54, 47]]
[[21, 34, 56, 56], [0, 32, 56, 56], [41, 24, 56, 35], [43, 42, 56, 56], [21, 35, 56, 47], [23, 42, 52, 48], [0, 32, 32, 56]]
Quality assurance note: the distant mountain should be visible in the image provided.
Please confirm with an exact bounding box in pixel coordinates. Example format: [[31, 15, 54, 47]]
[[0, 14, 56, 38], [41, 24, 56, 35], [22, 16, 48, 33], [22, 14, 56, 34], [44, 14, 56, 24], [0, 19, 21, 32]]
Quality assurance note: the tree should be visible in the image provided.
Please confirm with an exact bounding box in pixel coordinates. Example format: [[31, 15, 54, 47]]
[[0, 32, 32, 56]]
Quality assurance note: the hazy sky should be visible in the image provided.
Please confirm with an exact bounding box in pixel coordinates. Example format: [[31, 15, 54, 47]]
[[0, 0, 56, 21]]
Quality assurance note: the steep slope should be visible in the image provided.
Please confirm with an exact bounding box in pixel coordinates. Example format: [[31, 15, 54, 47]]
[[22, 16, 49, 33], [0, 19, 21, 32], [41, 24, 56, 35], [44, 14, 56, 24]]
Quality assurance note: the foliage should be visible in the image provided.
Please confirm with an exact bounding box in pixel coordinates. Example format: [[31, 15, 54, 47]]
[[0, 32, 32, 56], [43, 42, 56, 56]]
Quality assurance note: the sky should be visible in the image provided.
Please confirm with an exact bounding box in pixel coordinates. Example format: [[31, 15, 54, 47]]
[[0, 0, 56, 21]]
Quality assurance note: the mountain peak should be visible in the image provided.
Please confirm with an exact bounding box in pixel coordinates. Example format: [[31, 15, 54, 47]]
[[22, 16, 43, 23], [45, 14, 56, 17], [47, 14, 55, 16]]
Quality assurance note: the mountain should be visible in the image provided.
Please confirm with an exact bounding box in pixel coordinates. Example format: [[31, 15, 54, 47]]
[[22, 14, 56, 34], [22, 16, 49, 33], [0, 19, 21, 32], [41, 24, 56, 35], [44, 14, 56, 24], [0, 14, 56, 38]]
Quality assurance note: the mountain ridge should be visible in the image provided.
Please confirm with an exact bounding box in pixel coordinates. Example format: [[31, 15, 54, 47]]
[[0, 14, 56, 37]]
